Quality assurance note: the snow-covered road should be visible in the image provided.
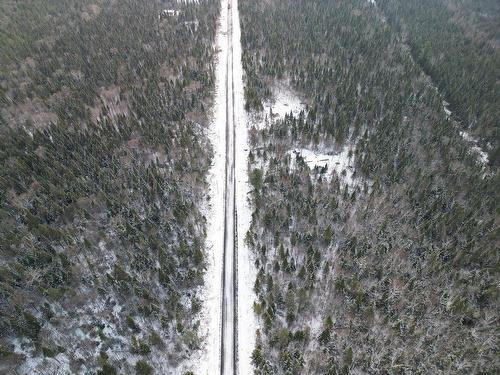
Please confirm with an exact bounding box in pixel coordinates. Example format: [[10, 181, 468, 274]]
[[221, 0, 237, 371], [222, 0, 258, 372], [195, 0, 256, 373]]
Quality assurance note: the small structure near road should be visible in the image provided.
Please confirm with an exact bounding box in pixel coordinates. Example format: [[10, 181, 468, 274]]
[[183, 20, 199, 32], [159, 9, 180, 19]]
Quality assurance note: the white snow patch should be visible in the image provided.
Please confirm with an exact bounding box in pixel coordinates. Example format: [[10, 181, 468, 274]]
[[308, 316, 324, 337], [250, 83, 306, 130], [442, 100, 488, 166], [442, 100, 452, 118], [11, 337, 32, 358], [11, 337, 72, 375], [288, 146, 358, 186], [459, 130, 489, 166], [263, 83, 306, 120], [97, 240, 117, 273]]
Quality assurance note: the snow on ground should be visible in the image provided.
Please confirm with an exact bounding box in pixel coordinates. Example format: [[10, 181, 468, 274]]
[[459, 130, 489, 166], [247, 75, 362, 190], [442, 100, 489, 166], [263, 82, 306, 120], [288, 145, 358, 186], [181, 0, 228, 373], [368, 0, 376, 5], [183, 0, 259, 373], [443, 100, 452, 118], [233, 0, 259, 373], [10, 297, 155, 375], [250, 82, 306, 130]]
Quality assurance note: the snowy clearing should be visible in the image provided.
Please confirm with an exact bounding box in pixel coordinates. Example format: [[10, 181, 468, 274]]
[[288, 146, 358, 186], [250, 82, 306, 130], [263, 83, 306, 120]]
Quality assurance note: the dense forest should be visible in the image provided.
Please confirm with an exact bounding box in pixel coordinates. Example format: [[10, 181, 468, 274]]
[[378, 0, 499, 166], [1, 0, 498, 373], [239, 0, 499, 373], [0, 0, 219, 374]]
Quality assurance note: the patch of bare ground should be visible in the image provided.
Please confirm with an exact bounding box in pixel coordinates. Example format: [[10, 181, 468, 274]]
[[81, 4, 101, 21], [185, 108, 208, 127], [2, 97, 58, 130], [88, 85, 130, 123], [159, 63, 179, 81]]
